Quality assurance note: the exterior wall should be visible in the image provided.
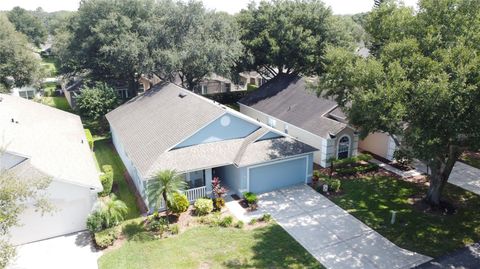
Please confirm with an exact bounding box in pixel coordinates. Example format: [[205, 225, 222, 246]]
[[111, 126, 146, 201], [333, 127, 358, 159], [359, 132, 392, 160], [214, 165, 248, 197], [174, 113, 259, 149], [10, 180, 98, 245]]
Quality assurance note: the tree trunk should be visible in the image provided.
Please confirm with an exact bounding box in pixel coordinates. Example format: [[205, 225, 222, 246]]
[[162, 192, 169, 222], [424, 147, 460, 207]]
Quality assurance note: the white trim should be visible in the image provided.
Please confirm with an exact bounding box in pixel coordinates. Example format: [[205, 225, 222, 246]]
[[246, 154, 310, 193], [337, 134, 351, 159]]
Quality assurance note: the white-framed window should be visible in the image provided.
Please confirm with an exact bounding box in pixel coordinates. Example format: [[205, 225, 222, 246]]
[[337, 135, 350, 159], [267, 117, 276, 127]]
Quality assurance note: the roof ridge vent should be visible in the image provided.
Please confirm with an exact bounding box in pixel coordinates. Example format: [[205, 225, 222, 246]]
[[178, 92, 187, 98]]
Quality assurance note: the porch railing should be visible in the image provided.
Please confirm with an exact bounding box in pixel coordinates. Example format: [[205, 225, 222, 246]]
[[183, 186, 207, 202], [155, 186, 207, 211]]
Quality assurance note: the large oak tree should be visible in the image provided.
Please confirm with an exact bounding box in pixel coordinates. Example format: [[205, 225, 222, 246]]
[[319, 0, 480, 206]]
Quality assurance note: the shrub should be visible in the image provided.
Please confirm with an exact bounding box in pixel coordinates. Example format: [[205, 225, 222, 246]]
[[86, 211, 104, 233], [169, 224, 180, 234], [146, 217, 168, 233], [214, 197, 226, 210], [356, 153, 373, 162], [99, 165, 113, 196], [94, 228, 119, 249], [234, 221, 244, 229], [84, 129, 94, 150], [325, 179, 341, 192], [243, 192, 258, 205], [260, 213, 272, 223], [194, 198, 213, 215], [168, 193, 189, 214], [249, 218, 257, 225], [219, 216, 233, 227]]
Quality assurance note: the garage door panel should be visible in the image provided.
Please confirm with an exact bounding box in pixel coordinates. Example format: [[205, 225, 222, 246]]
[[249, 157, 307, 194]]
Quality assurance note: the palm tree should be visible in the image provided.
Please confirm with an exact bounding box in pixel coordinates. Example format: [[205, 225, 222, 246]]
[[101, 195, 128, 228], [146, 169, 187, 220]]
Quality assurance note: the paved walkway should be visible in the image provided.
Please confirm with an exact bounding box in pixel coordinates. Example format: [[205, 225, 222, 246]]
[[232, 185, 431, 269], [415, 242, 480, 269], [8, 232, 101, 269], [373, 158, 480, 196]]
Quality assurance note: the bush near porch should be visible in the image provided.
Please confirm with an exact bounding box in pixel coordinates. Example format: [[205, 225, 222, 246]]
[[328, 175, 480, 258]]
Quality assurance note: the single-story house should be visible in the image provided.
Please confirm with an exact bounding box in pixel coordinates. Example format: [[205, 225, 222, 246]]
[[193, 72, 268, 95], [238, 74, 398, 165], [11, 86, 38, 100], [0, 94, 102, 245], [106, 82, 316, 210]]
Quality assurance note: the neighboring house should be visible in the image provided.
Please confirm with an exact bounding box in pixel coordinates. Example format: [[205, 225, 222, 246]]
[[193, 72, 268, 95], [61, 77, 141, 108], [0, 94, 102, 245], [106, 81, 316, 210], [238, 74, 359, 167], [11, 86, 38, 100]]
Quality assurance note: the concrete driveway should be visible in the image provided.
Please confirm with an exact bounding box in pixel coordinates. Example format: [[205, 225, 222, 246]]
[[256, 185, 432, 269], [8, 232, 101, 269], [448, 162, 480, 195]]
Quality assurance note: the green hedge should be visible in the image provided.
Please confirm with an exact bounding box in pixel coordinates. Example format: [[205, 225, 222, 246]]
[[99, 165, 114, 196], [332, 153, 373, 167], [94, 226, 121, 249], [204, 91, 248, 105], [84, 129, 94, 150], [336, 163, 379, 176]]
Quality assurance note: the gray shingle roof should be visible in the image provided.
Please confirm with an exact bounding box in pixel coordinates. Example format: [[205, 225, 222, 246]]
[[0, 94, 101, 189], [107, 82, 317, 178], [239, 74, 349, 138]]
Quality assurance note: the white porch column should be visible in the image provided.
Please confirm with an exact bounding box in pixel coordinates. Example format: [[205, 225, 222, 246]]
[[352, 133, 359, 157], [205, 168, 213, 195]]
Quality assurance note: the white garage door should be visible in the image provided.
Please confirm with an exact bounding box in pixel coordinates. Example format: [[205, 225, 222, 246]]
[[9, 181, 97, 245], [249, 156, 307, 194]]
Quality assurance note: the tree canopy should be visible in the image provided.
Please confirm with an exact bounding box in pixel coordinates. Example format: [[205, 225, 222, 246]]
[[0, 14, 42, 92], [75, 83, 119, 120], [236, 0, 355, 78], [54, 0, 242, 93], [7, 7, 48, 47], [319, 0, 480, 206]]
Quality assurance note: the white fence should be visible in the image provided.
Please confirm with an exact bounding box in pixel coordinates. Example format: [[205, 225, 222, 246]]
[[157, 186, 207, 210]]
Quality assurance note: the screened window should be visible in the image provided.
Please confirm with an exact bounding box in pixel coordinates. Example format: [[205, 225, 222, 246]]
[[337, 136, 350, 159]]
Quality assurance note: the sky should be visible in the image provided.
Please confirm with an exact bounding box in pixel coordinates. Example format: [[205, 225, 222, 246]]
[[0, 0, 419, 15]]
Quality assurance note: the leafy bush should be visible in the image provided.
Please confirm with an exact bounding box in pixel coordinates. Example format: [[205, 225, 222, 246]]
[[99, 165, 113, 196], [214, 197, 226, 210], [169, 224, 180, 234], [260, 213, 272, 222], [249, 218, 257, 225], [168, 193, 189, 214], [146, 217, 168, 233], [76, 83, 119, 120], [327, 179, 341, 192], [94, 228, 119, 249], [86, 211, 104, 233], [219, 216, 233, 227], [204, 91, 248, 105], [393, 149, 414, 167], [333, 153, 373, 167], [356, 153, 373, 162], [234, 221, 244, 229], [243, 192, 258, 205], [194, 198, 213, 215], [84, 129, 94, 150]]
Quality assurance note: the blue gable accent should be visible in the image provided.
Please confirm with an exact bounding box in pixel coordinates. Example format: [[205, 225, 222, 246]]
[[173, 113, 259, 149], [256, 131, 284, 142]]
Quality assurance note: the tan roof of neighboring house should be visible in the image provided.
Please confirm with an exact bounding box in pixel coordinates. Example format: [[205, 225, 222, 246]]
[[107, 82, 317, 179], [0, 94, 102, 190]]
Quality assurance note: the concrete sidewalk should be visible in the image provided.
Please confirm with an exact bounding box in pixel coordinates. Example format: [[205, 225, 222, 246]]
[[415, 242, 480, 269], [253, 185, 432, 269]]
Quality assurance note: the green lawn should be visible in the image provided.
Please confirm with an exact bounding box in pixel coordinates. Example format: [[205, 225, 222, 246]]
[[93, 139, 141, 219], [461, 152, 480, 169], [41, 97, 72, 112], [40, 56, 58, 77], [330, 176, 480, 257], [98, 224, 323, 269]]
